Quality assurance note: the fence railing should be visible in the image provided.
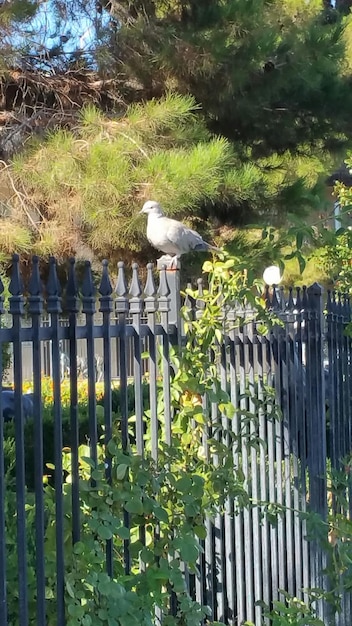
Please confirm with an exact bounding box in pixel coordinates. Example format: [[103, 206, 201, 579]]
[[1, 254, 352, 626]]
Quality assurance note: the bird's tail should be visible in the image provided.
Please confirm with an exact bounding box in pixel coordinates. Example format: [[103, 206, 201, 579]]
[[207, 244, 221, 253], [194, 242, 221, 253]]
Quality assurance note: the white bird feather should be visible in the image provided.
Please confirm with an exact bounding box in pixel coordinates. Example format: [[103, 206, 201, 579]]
[[140, 200, 220, 265]]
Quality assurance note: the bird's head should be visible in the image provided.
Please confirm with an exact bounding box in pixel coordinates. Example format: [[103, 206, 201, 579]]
[[139, 200, 164, 217]]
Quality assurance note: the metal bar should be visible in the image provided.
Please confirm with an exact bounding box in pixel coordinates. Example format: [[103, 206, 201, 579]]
[[229, 320, 245, 623], [115, 262, 130, 574], [267, 328, 279, 602], [99, 260, 114, 576], [9, 255, 28, 626], [0, 278, 7, 625], [158, 266, 172, 446], [66, 259, 80, 546], [257, 334, 271, 619], [130, 264, 144, 457], [248, 322, 262, 625], [283, 311, 294, 597], [46, 257, 65, 626], [221, 336, 235, 624], [144, 265, 158, 462], [239, 323, 254, 623], [82, 262, 98, 466], [28, 256, 46, 625]]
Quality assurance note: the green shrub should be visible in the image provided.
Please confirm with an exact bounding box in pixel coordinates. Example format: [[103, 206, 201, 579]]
[[3, 382, 151, 489]]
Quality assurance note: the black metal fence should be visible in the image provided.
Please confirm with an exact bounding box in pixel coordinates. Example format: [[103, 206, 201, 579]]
[[1, 254, 352, 626]]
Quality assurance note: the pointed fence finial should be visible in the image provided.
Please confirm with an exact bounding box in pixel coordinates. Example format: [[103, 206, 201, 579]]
[[0, 273, 4, 316], [99, 260, 112, 297], [264, 284, 270, 309], [326, 290, 332, 314], [9, 253, 23, 297], [287, 286, 294, 310], [271, 285, 279, 310], [28, 256, 41, 296], [115, 261, 128, 297], [196, 277, 205, 317], [343, 293, 350, 320], [184, 282, 195, 310], [115, 261, 128, 316], [99, 260, 113, 314], [296, 286, 302, 310], [302, 285, 308, 309], [331, 290, 337, 314], [129, 262, 143, 317], [46, 256, 62, 314], [144, 263, 156, 298], [144, 263, 157, 315], [82, 260, 96, 315], [129, 263, 142, 298], [28, 256, 43, 316], [158, 264, 170, 317], [66, 257, 79, 313], [158, 264, 170, 298], [278, 286, 285, 310]]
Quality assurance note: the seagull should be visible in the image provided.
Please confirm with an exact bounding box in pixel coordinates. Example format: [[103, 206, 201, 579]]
[[139, 200, 220, 266]]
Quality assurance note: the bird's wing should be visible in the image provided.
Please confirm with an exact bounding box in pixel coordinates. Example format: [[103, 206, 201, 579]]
[[163, 218, 207, 253]]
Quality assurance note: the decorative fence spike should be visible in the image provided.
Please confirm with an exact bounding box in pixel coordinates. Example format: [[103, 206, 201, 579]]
[[9, 253, 23, 297], [271, 285, 279, 310], [47, 256, 61, 297], [66, 258, 79, 313], [28, 256, 42, 297], [158, 264, 170, 298], [296, 286, 302, 310], [184, 282, 195, 311], [264, 284, 270, 308], [144, 263, 156, 298], [115, 261, 128, 297], [196, 277, 205, 315], [0, 275, 4, 315], [326, 290, 332, 312], [46, 257, 62, 314], [278, 286, 285, 310], [302, 285, 308, 309], [129, 263, 142, 298], [287, 286, 294, 310], [99, 260, 113, 297], [82, 261, 96, 314], [28, 256, 43, 316], [99, 260, 113, 314]]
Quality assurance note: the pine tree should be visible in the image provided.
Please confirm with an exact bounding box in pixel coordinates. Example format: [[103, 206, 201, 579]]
[[1, 0, 352, 266], [110, 0, 352, 224]]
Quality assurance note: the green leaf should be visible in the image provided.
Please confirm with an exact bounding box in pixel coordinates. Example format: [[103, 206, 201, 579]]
[[115, 464, 128, 480], [194, 525, 207, 540], [116, 526, 130, 540], [80, 456, 96, 468], [125, 499, 144, 515], [66, 580, 75, 599], [154, 506, 169, 523], [176, 476, 192, 493], [97, 524, 113, 540]]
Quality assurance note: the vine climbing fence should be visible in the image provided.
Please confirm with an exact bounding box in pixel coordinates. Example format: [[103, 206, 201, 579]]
[[0, 254, 352, 626]]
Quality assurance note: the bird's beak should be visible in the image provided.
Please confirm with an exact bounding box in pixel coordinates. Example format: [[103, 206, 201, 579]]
[[139, 209, 145, 215]]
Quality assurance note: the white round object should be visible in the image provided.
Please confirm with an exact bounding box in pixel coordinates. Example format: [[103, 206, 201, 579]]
[[263, 265, 282, 285]]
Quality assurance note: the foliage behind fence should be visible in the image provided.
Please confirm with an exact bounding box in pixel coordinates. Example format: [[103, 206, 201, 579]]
[[1, 254, 352, 626]]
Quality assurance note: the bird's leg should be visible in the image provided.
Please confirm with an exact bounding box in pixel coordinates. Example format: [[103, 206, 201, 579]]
[[170, 255, 180, 269]]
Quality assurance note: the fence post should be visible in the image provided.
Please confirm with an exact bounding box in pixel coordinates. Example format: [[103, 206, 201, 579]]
[[306, 283, 327, 516], [157, 256, 181, 331], [306, 282, 327, 620]]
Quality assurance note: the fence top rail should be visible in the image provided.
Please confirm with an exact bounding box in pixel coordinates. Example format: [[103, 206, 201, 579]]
[[1, 255, 351, 324]]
